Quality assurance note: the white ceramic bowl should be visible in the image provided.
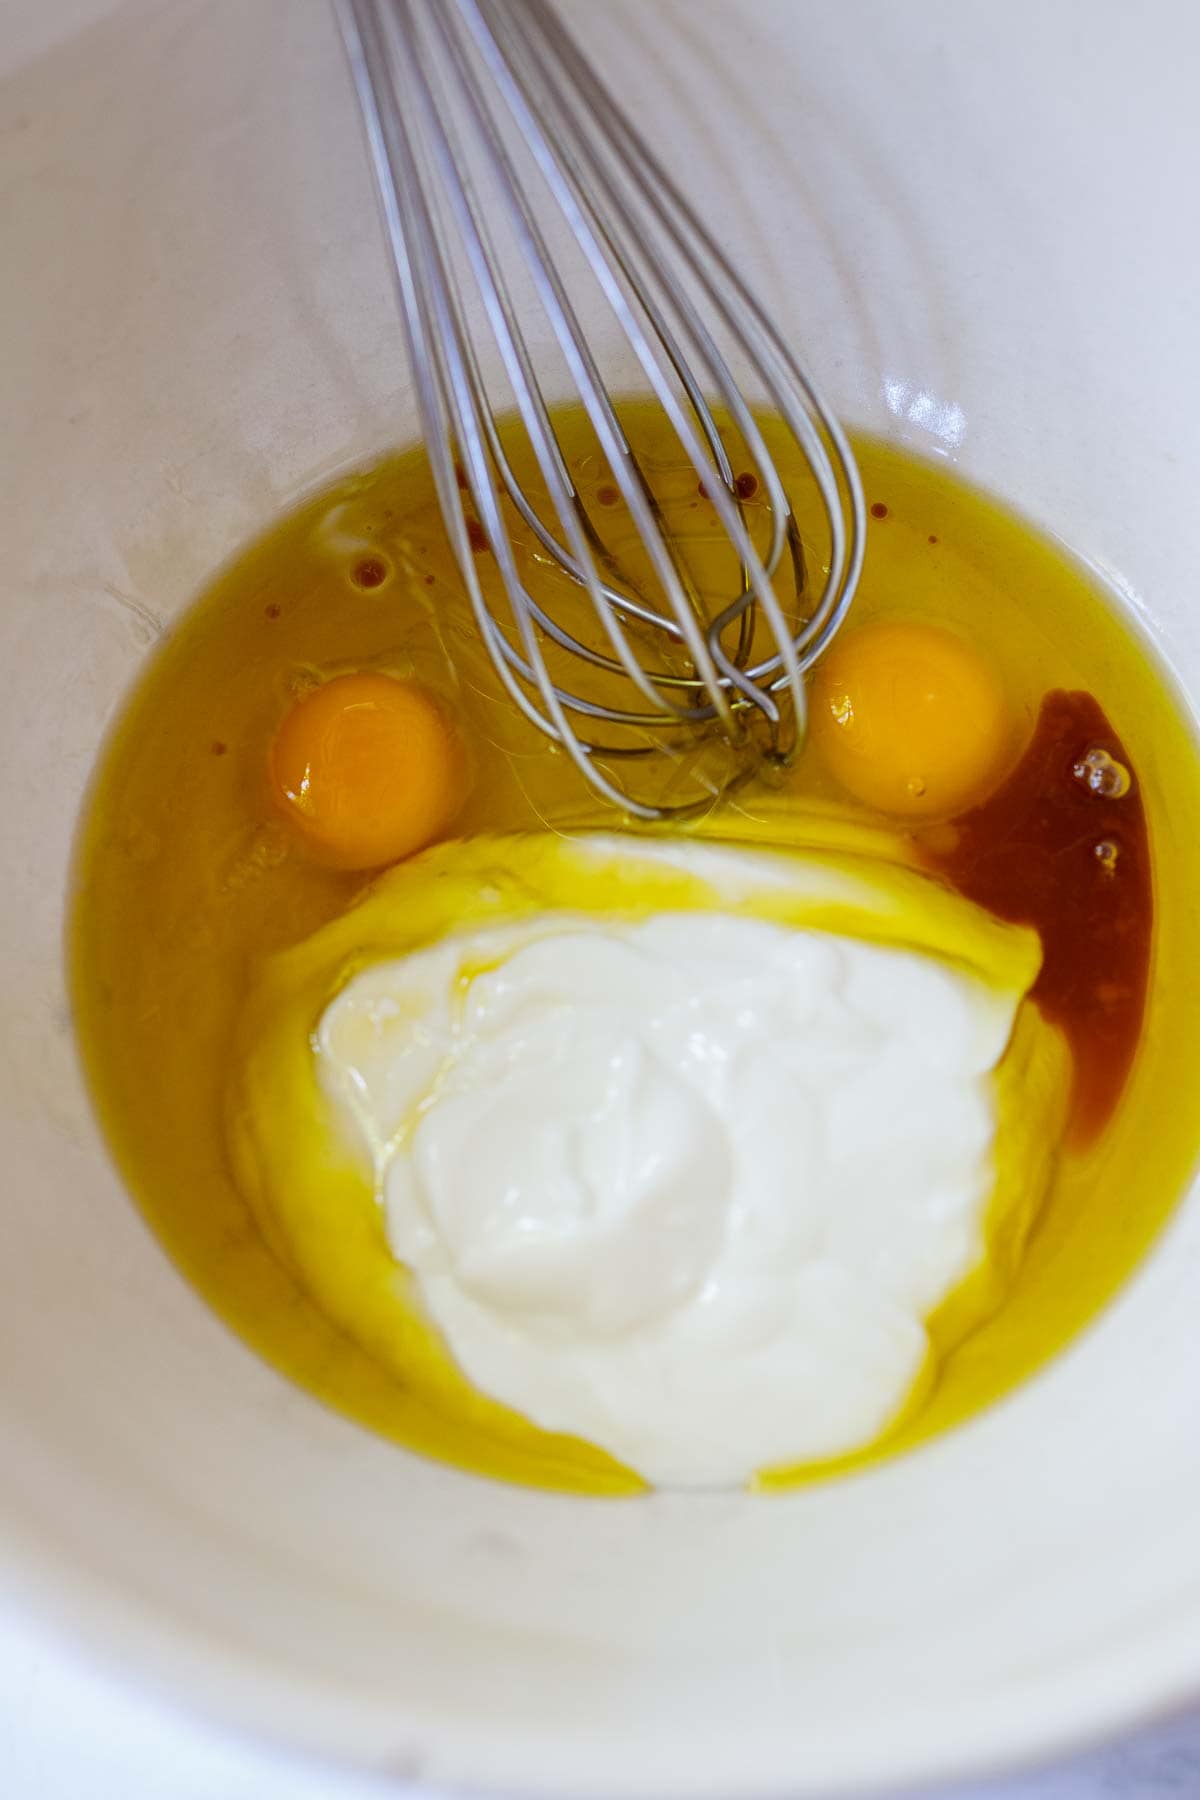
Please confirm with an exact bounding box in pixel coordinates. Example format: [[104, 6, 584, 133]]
[[3, 1, 1200, 1793]]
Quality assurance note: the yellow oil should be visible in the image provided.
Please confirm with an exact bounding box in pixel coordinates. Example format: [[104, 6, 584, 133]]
[[70, 408, 1200, 1493]]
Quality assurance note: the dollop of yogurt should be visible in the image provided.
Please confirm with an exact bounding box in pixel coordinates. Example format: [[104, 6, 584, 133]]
[[317, 894, 1020, 1487]]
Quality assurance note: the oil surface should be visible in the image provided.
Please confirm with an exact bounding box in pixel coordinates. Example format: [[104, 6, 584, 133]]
[[70, 411, 1200, 1491]]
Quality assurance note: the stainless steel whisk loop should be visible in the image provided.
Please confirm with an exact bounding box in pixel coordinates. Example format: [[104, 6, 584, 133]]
[[336, 0, 865, 819]]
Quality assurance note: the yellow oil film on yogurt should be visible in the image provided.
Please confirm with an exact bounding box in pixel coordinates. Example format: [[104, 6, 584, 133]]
[[230, 828, 1068, 1491]]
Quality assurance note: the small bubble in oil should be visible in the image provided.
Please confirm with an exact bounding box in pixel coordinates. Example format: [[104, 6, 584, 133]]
[[1094, 838, 1120, 875], [1073, 746, 1132, 798], [906, 774, 926, 798], [351, 555, 389, 590]]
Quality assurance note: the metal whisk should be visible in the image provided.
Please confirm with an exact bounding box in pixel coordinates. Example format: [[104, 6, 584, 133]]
[[336, 0, 864, 819]]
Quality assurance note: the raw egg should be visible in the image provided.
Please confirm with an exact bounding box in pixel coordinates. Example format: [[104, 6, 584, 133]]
[[811, 620, 1012, 818], [269, 672, 465, 869]]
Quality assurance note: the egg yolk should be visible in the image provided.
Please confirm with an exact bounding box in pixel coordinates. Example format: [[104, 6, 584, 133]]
[[269, 672, 465, 869], [811, 620, 1011, 818]]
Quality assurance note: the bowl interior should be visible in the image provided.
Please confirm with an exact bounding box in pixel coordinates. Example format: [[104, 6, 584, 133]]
[[2, 1, 1200, 1794]]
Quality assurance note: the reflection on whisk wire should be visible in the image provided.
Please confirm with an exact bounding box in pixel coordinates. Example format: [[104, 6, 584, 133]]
[[336, 0, 864, 818]]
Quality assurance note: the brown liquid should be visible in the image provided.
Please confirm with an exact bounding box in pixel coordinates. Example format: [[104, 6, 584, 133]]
[[926, 691, 1151, 1144]]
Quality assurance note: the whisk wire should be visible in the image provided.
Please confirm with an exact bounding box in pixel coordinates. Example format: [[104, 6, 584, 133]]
[[336, 0, 865, 818], [416, 0, 720, 729], [341, 0, 600, 785], [510, 0, 862, 682], [460, 0, 797, 725], [471, 0, 785, 720]]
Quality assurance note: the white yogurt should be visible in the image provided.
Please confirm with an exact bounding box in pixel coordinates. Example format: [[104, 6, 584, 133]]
[[317, 896, 1019, 1486]]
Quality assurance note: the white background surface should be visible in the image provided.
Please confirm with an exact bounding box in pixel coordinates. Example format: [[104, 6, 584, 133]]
[[4, 1601, 1200, 1799]]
